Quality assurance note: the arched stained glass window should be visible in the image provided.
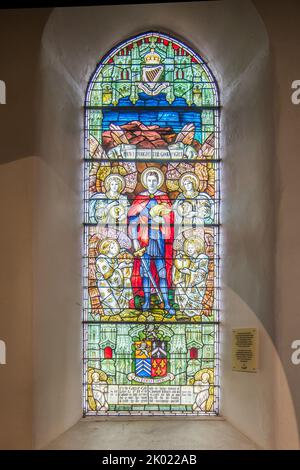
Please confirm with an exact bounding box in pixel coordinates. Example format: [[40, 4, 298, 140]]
[[83, 32, 220, 416]]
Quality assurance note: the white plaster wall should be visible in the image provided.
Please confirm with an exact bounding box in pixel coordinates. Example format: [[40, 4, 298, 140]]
[[221, 286, 298, 449], [32, 29, 84, 446], [32, 158, 82, 449], [252, 0, 300, 449], [35, 0, 298, 449]]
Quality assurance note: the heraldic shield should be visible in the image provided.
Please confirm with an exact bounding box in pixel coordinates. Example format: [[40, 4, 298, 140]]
[[135, 340, 167, 378]]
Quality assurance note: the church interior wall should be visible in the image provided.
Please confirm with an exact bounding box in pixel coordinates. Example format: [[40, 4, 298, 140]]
[[0, 0, 299, 450]]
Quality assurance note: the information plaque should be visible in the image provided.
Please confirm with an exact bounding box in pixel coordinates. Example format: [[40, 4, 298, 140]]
[[232, 328, 258, 372]]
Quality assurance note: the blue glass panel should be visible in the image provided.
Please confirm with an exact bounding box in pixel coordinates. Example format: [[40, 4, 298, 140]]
[[118, 92, 190, 107], [101, 94, 203, 142]]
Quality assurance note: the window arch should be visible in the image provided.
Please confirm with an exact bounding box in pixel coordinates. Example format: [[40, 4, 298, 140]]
[[84, 31, 220, 416]]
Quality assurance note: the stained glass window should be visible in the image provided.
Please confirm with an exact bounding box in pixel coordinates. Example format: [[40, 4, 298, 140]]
[[83, 32, 220, 416]]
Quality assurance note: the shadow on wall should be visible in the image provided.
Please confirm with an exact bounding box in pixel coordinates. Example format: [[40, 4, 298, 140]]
[[221, 284, 299, 449]]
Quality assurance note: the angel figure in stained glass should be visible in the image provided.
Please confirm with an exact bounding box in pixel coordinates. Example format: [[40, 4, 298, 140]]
[[173, 237, 209, 316], [91, 372, 109, 412], [95, 239, 133, 315], [173, 173, 214, 239], [192, 372, 210, 412], [89, 174, 129, 232]]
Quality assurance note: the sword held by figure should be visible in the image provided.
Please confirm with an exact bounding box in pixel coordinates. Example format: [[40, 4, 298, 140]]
[[128, 167, 176, 318], [134, 247, 164, 305]]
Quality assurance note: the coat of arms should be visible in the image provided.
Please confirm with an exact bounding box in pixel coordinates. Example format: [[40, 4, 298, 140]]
[[138, 47, 168, 96], [135, 339, 167, 378], [128, 321, 174, 383]]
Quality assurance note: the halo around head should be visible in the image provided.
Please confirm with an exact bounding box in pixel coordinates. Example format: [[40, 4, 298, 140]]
[[179, 172, 199, 192], [183, 236, 205, 254], [91, 372, 100, 381], [98, 238, 120, 255], [141, 167, 164, 190], [104, 173, 125, 193]]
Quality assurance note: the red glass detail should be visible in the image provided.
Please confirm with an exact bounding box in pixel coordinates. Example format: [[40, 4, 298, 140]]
[[163, 39, 169, 46], [151, 358, 167, 377], [190, 347, 198, 359], [104, 346, 113, 359]]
